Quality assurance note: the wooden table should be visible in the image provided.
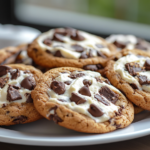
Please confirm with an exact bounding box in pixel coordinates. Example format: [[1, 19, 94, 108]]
[[1, 134, 150, 150]]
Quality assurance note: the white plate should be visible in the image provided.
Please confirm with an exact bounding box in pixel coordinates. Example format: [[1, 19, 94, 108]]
[[0, 111, 150, 146]]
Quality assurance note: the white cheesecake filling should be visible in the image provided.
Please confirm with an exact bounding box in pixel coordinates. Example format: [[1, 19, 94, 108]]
[[114, 54, 150, 92], [38, 28, 110, 59], [47, 71, 120, 123]]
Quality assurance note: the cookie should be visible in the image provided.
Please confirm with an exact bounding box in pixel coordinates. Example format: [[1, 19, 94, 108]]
[[0, 64, 43, 126], [0, 45, 48, 73], [106, 34, 150, 51], [134, 105, 144, 114], [32, 67, 134, 133], [28, 28, 116, 71], [105, 49, 150, 110]]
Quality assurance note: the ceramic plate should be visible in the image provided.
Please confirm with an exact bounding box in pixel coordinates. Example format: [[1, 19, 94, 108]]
[[0, 111, 150, 146]]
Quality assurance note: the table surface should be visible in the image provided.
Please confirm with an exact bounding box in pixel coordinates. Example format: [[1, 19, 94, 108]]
[[1, 134, 150, 150]]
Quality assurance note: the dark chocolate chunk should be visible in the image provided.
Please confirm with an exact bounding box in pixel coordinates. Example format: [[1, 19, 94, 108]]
[[7, 85, 22, 102], [43, 38, 52, 46], [95, 44, 105, 48], [96, 64, 103, 69], [0, 65, 11, 77], [144, 59, 150, 71], [70, 93, 86, 104], [99, 86, 118, 104], [33, 48, 38, 52], [58, 99, 67, 102], [21, 76, 36, 90], [138, 75, 149, 85], [51, 81, 65, 95], [70, 30, 85, 41], [104, 79, 111, 85], [80, 51, 88, 59], [52, 33, 64, 42], [88, 104, 104, 117], [130, 83, 139, 89], [83, 79, 92, 86], [54, 50, 64, 57], [95, 77, 102, 83], [64, 81, 72, 85], [94, 94, 110, 106], [49, 106, 63, 124], [10, 69, 20, 80], [25, 93, 33, 103], [135, 39, 150, 50], [69, 73, 85, 79], [0, 77, 9, 88], [78, 85, 91, 97], [88, 50, 93, 58], [12, 115, 27, 124], [83, 65, 98, 71], [71, 44, 84, 53], [55, 29, 68, 36], [113, 41, 126, 49], [97, 51, 107, 58], [45, 50, 52, 54], [125, 62, 145, 76]]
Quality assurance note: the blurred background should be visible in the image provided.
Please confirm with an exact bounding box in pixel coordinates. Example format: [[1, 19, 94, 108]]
[[0, 0, 150, 39]]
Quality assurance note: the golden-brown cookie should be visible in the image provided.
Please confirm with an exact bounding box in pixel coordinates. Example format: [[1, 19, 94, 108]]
[[28, 28, 116, 71], [105, 49, 150, 110], [0, 64, 43, 126], [32, 67, 134, 133]]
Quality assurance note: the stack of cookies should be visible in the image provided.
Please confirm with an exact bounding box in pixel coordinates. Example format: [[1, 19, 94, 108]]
[[0, 27, 150, 133]]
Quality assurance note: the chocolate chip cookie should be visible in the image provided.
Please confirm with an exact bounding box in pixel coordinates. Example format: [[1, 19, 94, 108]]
[[0, 64, 42, 125], [105, 49, 150, 110], [28, 28, 116, 71], [106, 34, 150, 51], [0, 44, 48, 72], [32, 67, 134, 133]]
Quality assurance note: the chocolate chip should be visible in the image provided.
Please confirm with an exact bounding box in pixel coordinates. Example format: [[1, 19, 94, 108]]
[[7, 85, 22, 102], [96, 64, 103, 69], [21, 76, 36, 90], [70, 93, 86, 104], [70, 31, 85, 41], [71, 44, 84, 53], [25, 93, 33, 103], [0, 66, 11, 77], [99, 86, 118, 104], [80, 51, 88, 59], [138, 75, 149, 85], [83, 79, 92, 86], [46, 50, 52, 54], [0, 77, 9, 88], [69, 73, 85, 79], [88, 50, 93, 58], [12, 115, 27, 124], [95, 44, 105, 48], [88, 104, 104, 117], [55, 29, 68, 36], [51, 81, 65, 95], [78, 85, 91, 97], [113, 41, 126, 49], [130, 83, 139, 89], [58, 99, 67, 102], [49, 106, 63, 124], [33, 48, 38, 52], [64, 81, 72, 85], [95, 77, 102, 83], [135, 39, 150, 50], [83, 65, 98, 71], [43, 38, 52, 46], [144, 59, 150, 71], [94, 94, 110, 106], [125, 62, 145, 76], [104, 79, 111, 85], [10, 69, 20, 80], [2, 104, 6, 108], [52, 33, 64, 42], [54, 50, 64, 57], [97, 51, 107, 58]]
